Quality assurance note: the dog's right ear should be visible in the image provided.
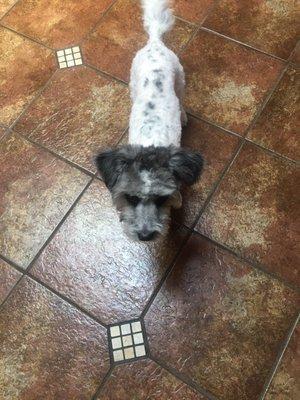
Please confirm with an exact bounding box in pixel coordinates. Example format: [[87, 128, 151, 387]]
[[94, 148, 129, 190]]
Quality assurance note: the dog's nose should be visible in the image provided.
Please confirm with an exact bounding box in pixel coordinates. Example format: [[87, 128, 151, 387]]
[[138, 231, 157, 242]]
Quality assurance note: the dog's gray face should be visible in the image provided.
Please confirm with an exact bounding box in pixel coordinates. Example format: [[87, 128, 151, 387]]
[[95, 145, 203, 241]]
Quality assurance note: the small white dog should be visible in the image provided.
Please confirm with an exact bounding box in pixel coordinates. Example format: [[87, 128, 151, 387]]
[[96, 0, 203, 241]]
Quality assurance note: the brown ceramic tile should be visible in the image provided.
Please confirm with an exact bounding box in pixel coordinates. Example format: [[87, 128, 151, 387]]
[[197, 143, 300, 287], [98, 359, 205, 399], [2, 0, 114, 48], [182, 29, 283, 134], [0, 276, 109, 400], [248, 67, 299, 161], [204, 0, 299, 59], [174, 0, 215, 23], [0, 259, 21, 304], [31, 180, 188, 324], [0, 133, 89, 268], [265, 324, 300, 400], [175, 116, 240, 227], [145, 234, 300, 400], [82, 0, 195, 81], [14, 67, 130, 171], [0, 27, 55, 126], [0, 0, 15, 18]]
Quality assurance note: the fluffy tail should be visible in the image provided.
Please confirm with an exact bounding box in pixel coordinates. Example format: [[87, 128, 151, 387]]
[[141, 0, 175, 41]]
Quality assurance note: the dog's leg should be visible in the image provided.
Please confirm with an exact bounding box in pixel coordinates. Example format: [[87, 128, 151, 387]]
[[175, 64, 188, 127]]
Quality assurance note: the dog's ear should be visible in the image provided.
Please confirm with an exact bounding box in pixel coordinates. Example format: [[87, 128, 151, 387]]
[[95, 148, 129, 190], [169, 148, 203, 186]]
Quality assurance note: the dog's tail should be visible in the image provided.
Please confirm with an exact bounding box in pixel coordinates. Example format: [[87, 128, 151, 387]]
[[141, 0, 175, 41]]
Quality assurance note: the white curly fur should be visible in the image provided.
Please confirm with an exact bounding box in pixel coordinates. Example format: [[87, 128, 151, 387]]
[[129, 0, 187, 148]]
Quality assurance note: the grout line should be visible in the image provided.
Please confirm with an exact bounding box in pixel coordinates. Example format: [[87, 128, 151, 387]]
[[0, 0, 21, 21], [199, 0, 221, 27], [27, 272, 109, 328], [84, 62, 128, 86], [172, 14, 198, 26], [244, 137, 298, 165], [9, 69, 59, 130], [190, 232, 300, 293], [259, 313, 300, 400], [199, 26, 288, 64], [141, 60, 290, 321], [0, 253, 109, 330], [186, 110, 243, 139], [80, 0, 119, 45], [190, 139, 244, 229], [15, 131, 96, 177], [25, 179, 93, 273], [189, 61, 289, 228], [90, 366, 114, 400], [141, 227, 193, 318], [149, 355, 219, 400], [243, 65, 289, 137], [0, 23, 54, 51], [0, 269, 109, 331]]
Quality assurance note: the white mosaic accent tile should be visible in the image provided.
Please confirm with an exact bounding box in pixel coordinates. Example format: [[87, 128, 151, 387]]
[[56, 46, 83, 69], [109, 320, 147, 363]]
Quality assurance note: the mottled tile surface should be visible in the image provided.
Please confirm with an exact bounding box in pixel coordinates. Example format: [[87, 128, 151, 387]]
[[0, 133, 89, 268], [0, 0, 16, 18], [266, 324, 300, 400], [2, 0, 114, 48], [145, 235, 300, 400], [98, 359, 205, 399], [0, 277, 109, 400], [0, 27, 55, 126], [31, 180, 188, 324], [174, 0, 215, 23], [0, 259, 21, 304], [182, 30, 283, 134], [197, 144, 300, 287], [248, 67, 300, 160], [204, 0, 299, 59], [82, 0, 195, 81], [14, 67, 130, 171], [175, 116, 240, 227]]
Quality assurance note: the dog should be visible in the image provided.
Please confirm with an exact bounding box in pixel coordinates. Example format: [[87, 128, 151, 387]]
[[95, 0, 203, 242]]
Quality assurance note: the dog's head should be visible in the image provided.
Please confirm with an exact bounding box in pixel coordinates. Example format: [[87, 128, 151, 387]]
[[95, 145, 203, 241]]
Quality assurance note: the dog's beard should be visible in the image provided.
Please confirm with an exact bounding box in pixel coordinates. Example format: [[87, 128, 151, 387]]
[[117, 203, 171, 242]]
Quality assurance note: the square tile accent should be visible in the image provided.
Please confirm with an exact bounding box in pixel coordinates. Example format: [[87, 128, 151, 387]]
[[108, 320, 148, 363], [56, 46, 83, 69], [30, 180, 188, 324]]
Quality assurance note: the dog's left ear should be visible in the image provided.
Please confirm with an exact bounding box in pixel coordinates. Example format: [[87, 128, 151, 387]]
[[169, 148, 203, 186], [94, 148, 129, 190]]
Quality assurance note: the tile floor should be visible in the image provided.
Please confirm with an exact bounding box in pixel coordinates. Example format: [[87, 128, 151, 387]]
[[0, 1, 299, 399]]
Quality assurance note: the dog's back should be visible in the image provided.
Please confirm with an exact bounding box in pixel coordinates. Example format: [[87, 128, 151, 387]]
[[129, 0, 186, 148]]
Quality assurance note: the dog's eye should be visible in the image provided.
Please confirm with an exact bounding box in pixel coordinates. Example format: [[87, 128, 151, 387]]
[[125, 194, 141, 206], [154, 195, 169, 207]]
